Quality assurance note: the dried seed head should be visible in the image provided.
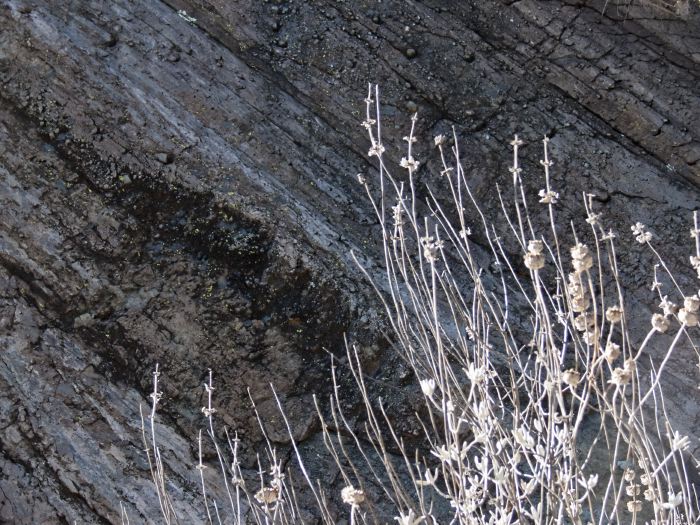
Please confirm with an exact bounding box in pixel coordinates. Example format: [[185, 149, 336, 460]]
[[231, 476, 245, 487], [570, 244, 593, 273], [361, 118, 376, 130], [684, 295, 700, 313], [602, 229, 616, 240], [604, 342, 621, 363], [626, 484, 641, 497], [572, 254, 593, 274], [434, 134, 446, 147], [679, 308, 699, 327], [420, 235, 443, 263], [582, 329, 598, 345], [609, 367, 632, 386], [585, 212, 601, 225], [368, 142, 385, 157], [574, 312, 595, 332], [524, 252, 545, 271], [644, 487, 655, 502], [538, 189, 559, 204], [659, 296, 678, 317], [255, 486, 279, 505], [562, 369, 581, 387], [571, 294, 591, 313], [626, 500, 642, 513], [606, 305, 623, 323], [651, 313, 670, 333], [341, 486, 365, 507], [399, 156, 420, 171], [567, 277, 584, 298], [631, 222, 652, 244], [570, 243, 590, 261]]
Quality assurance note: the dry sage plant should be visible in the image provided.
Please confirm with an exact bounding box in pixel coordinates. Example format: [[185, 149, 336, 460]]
[[139, 85, 699, 525]]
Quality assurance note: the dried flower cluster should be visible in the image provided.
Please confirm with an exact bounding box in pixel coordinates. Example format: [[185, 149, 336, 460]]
[[341, 485, 366, 507], [632, 222, 653, 244], [420, 234, 443, 264], [679, 295, 700, 327], [523, 239, 545, 271]]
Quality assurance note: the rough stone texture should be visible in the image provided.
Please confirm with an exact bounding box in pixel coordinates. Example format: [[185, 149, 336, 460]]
[[0, 0, 698, 522]]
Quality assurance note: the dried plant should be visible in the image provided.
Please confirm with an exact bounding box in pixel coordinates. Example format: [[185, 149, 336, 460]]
[[142, 85, 699, 525]]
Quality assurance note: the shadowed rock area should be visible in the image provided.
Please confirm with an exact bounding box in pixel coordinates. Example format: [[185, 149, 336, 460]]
[[0, 0, 699, 522]]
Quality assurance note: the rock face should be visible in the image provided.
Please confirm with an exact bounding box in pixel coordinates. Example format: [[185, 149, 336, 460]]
[[0, 0, 698, 522]]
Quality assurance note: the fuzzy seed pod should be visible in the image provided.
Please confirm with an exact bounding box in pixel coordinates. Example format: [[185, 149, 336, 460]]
[[572, 254, 593, 274], [574, 312, 595, 332], [570, 243, 590, 261], [604, 342, 621, 363], [605, 305, 623, 324], [571, 294, 590, 313], [678, 308, 699, 327], [341, 486, 365, 506], [562, 369, 581, 387], [524, 252, 545, 271], [626, 500, 642, 513], [651, 313, 670, 333], [683, 295, 700, 313]]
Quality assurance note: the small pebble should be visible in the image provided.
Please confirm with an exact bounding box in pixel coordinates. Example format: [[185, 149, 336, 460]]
[[155, 152, 174, 164], [405, 47, 417, 59]]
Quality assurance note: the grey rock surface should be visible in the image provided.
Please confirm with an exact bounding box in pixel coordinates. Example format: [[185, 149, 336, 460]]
[[0, 0, 698, 522]]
